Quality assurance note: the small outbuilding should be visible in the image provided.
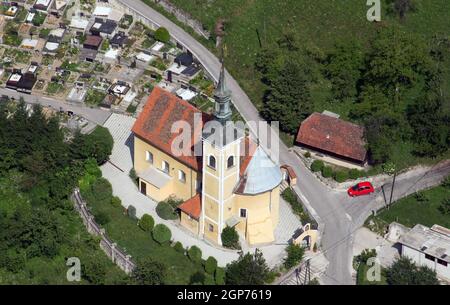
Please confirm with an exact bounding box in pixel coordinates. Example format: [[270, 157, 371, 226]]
[[295, 112, 367, 168]]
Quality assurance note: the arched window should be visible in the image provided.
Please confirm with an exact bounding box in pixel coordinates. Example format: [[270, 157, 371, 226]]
[[227, 156, 234, 169], [208, 155, 216, 169]]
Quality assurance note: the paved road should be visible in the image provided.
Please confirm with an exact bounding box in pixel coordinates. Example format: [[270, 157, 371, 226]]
[[0, 88, 111, 125], [119, 0, 450, 284]]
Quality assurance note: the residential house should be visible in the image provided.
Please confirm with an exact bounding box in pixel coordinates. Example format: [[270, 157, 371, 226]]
[[132, 63, 282, 246], [399, 224, 450, 281], [165, 52, 201, 85], [295, 111, 367, 168], [33, 0, 53, 12], [90, 18, 117, 39]]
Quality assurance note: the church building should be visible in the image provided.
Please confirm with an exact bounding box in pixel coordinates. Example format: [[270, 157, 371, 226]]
[[131, 61, 282, 246]]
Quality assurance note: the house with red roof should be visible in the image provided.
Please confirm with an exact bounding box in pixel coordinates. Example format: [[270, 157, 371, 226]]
[[132, 63, 284, 246], [295, 112, 368, 168]]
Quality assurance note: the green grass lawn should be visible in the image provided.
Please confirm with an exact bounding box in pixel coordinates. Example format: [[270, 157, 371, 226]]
[[368, 185, 450, 231], [145, 0, 450, 169], [85, 192, 205, 284]]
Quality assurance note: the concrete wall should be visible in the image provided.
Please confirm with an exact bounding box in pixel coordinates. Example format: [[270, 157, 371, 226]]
[[402, 245, 450, 280], [180, 211, 200, 235]]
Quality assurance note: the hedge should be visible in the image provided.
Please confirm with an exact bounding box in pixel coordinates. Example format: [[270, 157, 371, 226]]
[[152, 224, 172, 244], [138, 214, 154, 232], [334, 171, 349, 183], [110, 196, 121, 207], [321, 166, 333, 178], [187, 246, 202, 263], [310, 160, 324, 172], [349, 168, 362, 180]]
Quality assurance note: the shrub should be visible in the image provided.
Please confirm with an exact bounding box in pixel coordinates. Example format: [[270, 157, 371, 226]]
[[349, 168, 362, 180], [94, 211, 110, 226], [110, 196, 121, 207], [284, 244, 305, 269], [138, 214, 154, 232], [152, 224, 172, 244], [127, 205, 137, 220], [204, 256, 218, 274], [215, 267, 225, 285], [221, 226, 240, 249], [91, 178, 113, 202], [132, 258, 166, 285], [187, 246, 202, 263], [154, 27, 170, 43], [414, 192, 429, 204], [310, 160, 324, 172], [321, 166, 333, 178], [442, 175, 450, 188], [129, 168, 138, 185], [173, 241, 185, 254], [281, 188, 312, 224], [334, 171, 349, 183], [303, 151, 311, 158], [156, 202, 178, 220], [439, 198, 450, 215], [355, 248, 377, 265], [84, 158, 102, 177]]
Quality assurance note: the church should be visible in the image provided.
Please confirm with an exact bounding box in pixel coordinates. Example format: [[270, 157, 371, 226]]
[[131, 61, 282, 246]]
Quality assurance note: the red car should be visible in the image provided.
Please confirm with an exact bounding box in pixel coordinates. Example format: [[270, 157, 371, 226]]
[[347, 182, 375, 197]]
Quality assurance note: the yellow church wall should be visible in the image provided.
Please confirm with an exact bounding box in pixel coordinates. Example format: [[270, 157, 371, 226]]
[[204, 196, 219, 222], [204, 219, 219, 244], [134, 136, 199, 202], [232, 186, 280, 244], [180, 211, 200, 236]]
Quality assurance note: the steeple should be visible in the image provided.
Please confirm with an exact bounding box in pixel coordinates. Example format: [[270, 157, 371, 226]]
[[213, 46, 232, 123]]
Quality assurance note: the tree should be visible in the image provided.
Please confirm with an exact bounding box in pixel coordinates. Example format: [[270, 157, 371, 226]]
[[152, 224, 172, 244], [82, 255, 107, 284], [407, 92, 450, 157], [385, 257, 439, 285], [365, 27, 433, 103], [132, 258, 167, 285], [138, 214, 155, 232], [187, 246, 202, 263], [262, 59, 312, 134], [221, 226, 240, 249], [154, 27, 170, 43], [204, 256, 218, 274], [215, 267, 225, 285], [70, 126, 113, 164], [284, 244, 305, 269], [225, 249, 270, 285], [326, 41, 364, 99]]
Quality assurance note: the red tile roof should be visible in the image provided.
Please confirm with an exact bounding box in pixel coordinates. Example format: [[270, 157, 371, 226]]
[[178, 193, 201, 220], [132, 87, 210, 171], [84, 35, 103, 47], [239, 136, 257, 176], [295, 112, 367, 162]]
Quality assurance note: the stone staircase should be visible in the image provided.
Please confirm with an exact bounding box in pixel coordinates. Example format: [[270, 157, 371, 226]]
[[278, 252, 329, 285]]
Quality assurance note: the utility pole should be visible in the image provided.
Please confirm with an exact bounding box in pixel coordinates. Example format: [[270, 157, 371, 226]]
[[388, 171, 397, 209]]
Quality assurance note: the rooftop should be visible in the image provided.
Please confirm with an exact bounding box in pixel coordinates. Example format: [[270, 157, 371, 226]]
[[399, 224, 450, 263], [296, 112, 367, 163], [178, 194, 201, 220], [84, 35, 103, 47], [132, 87, 210, 171]]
